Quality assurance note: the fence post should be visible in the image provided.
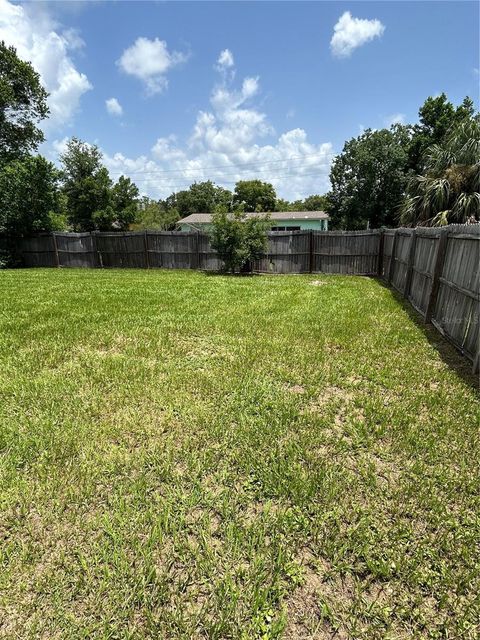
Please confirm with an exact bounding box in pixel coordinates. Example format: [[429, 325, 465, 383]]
[[309, 230, 314, 273], [143, 231, 150, 268], [403, 229, 417, 298], [473, 350, 479, 375], [388, 230, 398, 284], [195, 232, 200, 270], [92, 231, 102, 268], [377, 229, 384, 277], [425, 228, 448, 324], [52, 232, 60, 267]]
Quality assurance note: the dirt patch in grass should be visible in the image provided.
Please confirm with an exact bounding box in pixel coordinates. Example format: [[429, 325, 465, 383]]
[[285, 383, 306, 394]]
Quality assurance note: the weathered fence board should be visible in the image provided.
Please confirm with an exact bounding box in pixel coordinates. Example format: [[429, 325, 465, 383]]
[[19, 234, 56, 267], [408, 229, 440, 315], [55, 233, 97, 268], [390, 229, 413, 293], [146, 231, 196, 269], [382, 224, 480, 369], [253, 231, 311, 274], [197, 233, 223, 271], [312, 230, 380, 275], [432, 229, 479, 360], [95, 232, 146, 268]]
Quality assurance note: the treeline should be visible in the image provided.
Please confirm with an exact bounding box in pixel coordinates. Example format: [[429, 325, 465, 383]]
[[1, 41, 479, 250], [328, 94, 479, 229]]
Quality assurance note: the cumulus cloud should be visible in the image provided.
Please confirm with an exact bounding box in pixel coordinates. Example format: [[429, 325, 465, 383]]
[[117, 37, 188, 94], [217, 48, 234, 68], [106, 97, 123, 116], [100, 52, 334, 201], [0, 0, 92, 130], [331, 11, 385, 58]]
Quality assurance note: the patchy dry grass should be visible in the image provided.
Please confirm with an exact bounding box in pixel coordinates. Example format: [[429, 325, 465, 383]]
[[0, 268, 479, 639]]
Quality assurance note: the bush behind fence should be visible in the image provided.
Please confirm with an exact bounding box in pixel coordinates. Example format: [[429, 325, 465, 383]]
[[4, 226, 479, 370]]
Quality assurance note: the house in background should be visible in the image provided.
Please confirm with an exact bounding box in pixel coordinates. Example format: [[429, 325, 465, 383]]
[[177, 211, 329, 232]]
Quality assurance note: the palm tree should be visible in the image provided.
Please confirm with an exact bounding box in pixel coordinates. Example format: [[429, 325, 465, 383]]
[[400, 119, 480, 226]]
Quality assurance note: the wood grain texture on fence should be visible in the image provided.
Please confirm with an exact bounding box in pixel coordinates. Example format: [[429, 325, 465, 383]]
[[382, 224, 480, 368], [312, 230, 381, 275], [432, 227, 479, 362], [55, 233, 98, 268], [253, 231, 311, 274], [382, 230, 395, 280]]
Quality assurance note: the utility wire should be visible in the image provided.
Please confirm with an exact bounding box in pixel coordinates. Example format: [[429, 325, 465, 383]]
[[106, 152, 336, 176], [125, 169, 331, 191]]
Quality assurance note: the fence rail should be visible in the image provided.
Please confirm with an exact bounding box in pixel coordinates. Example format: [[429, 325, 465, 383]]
[[3, 225, 479, 370]]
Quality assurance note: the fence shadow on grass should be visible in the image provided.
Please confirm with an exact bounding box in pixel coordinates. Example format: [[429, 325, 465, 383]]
[[377, 279, 479, 390]]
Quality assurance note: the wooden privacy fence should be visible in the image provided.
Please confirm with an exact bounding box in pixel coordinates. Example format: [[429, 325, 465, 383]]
[[382, 224, 479, 370], [17, 230, 382, 275], [7, 225, 479, 369], [19, 231, 222, 271]]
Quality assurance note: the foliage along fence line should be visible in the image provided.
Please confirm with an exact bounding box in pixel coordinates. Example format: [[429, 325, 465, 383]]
[[3, 225, 479, 370]]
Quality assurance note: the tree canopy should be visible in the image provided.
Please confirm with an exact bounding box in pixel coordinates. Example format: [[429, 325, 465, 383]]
[[0, 155, 64, 236], [233, 180, 277, 212], [328, 126, 410, 229], [0, 42, 49, 164], [400, 118, 480, 226], [170, 181, 233, 217], [326, 94, 479, 229], [60, 138, 113, 232], [111, 176, 140, 230]]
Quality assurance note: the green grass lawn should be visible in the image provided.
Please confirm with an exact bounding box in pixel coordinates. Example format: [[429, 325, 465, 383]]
[[0, 269, 479, 640]]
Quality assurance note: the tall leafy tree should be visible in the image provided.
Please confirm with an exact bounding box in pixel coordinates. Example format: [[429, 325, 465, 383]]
[[111, 175, 139, 230], [0, 42, 49, 164], [407, 94, 475, 173], [328, 126, 410, 229], [173, 181, 233, 217], [132, 197, 180, 230], [60, 138, 113, 231], [0, 155, 65, 236], [301, 194, 329, 211], [233, 180, 276, 212]]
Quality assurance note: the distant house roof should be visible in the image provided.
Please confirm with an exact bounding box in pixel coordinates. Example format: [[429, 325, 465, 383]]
[[178, 211, 329, 225]]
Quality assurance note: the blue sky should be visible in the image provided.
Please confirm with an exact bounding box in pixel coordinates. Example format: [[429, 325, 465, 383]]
[[1, 1, 479, 199]]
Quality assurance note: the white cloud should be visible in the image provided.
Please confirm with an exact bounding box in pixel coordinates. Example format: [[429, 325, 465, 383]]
[[51, 136, 69, 157], [331, 11, 385, 58], [117, 37, 188, 94], [106, 97, 123, 117], [217, 49, 234, 68], [0, 0, 92, 130], [384, 113, 405, 127], [99, 53, 334, 202]]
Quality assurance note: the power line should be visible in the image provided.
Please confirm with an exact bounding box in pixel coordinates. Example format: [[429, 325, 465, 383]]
[[106, 152, 336, 176], [126, 169, 331, 192], [121, 160, 333, 181]]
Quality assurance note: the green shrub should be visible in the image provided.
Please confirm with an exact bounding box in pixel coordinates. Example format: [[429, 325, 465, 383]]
[[210, 210, 271, 273]]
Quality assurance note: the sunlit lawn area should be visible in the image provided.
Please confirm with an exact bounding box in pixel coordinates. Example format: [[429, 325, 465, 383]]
[[0, 269, 478, 639]]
